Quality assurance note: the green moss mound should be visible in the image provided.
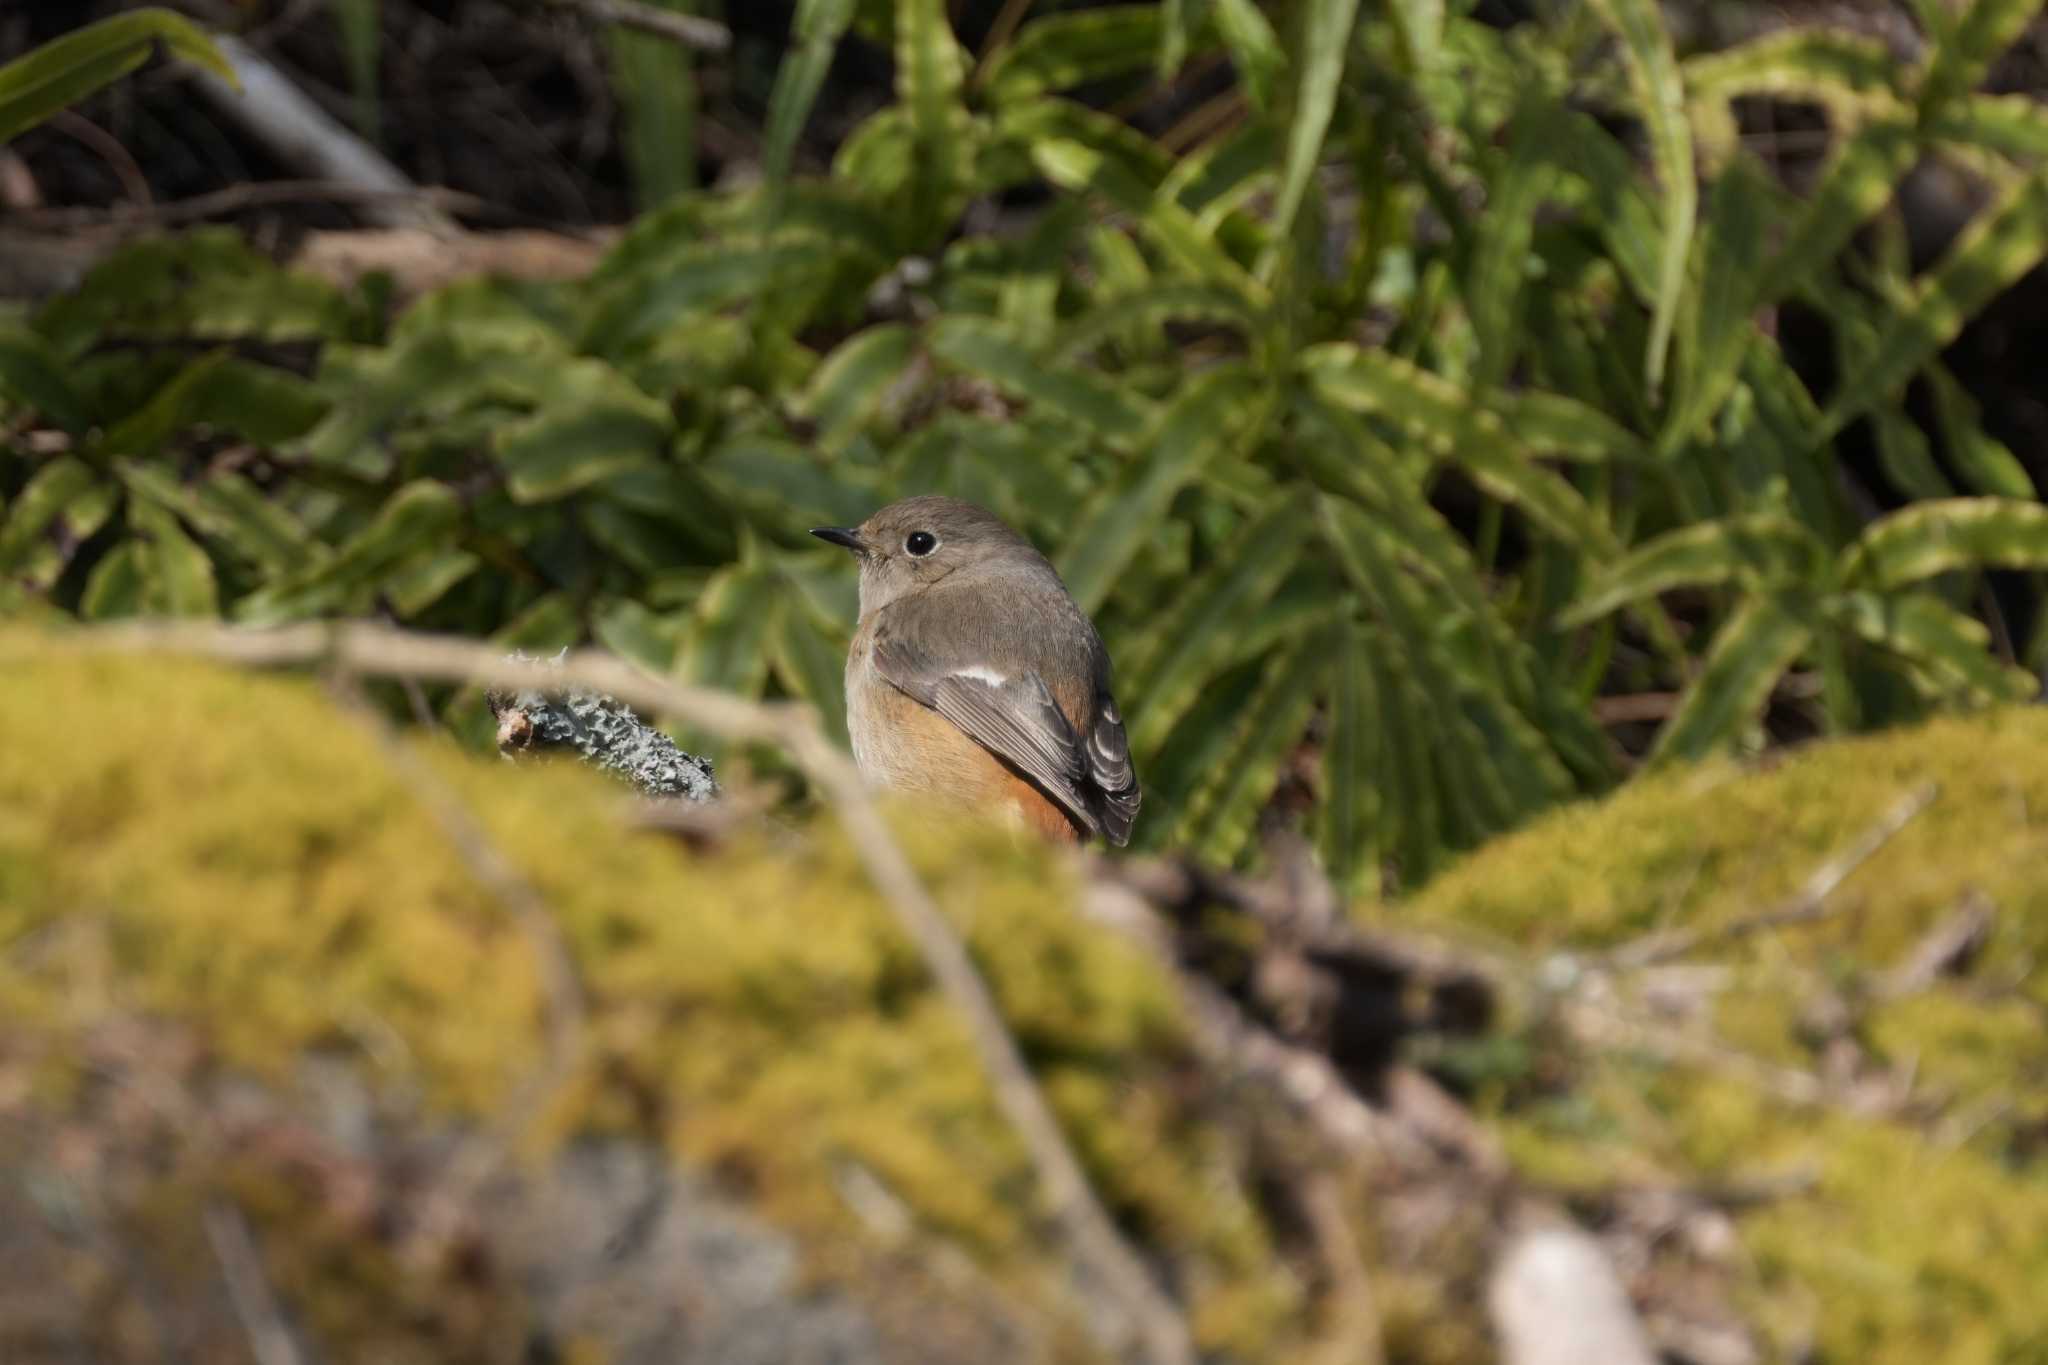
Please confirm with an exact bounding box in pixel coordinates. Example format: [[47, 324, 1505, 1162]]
[[0, 646, 1299, 1361], [1398, 711, 2048, 1364]]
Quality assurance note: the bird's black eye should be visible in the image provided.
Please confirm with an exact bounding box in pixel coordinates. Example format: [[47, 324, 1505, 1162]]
[[905, 530, 939, 556]]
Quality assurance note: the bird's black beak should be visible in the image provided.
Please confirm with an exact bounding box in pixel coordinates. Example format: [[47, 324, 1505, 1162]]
[[810, 526, 866, 554]]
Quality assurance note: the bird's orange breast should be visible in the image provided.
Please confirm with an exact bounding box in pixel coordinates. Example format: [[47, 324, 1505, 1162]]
[[846, 618, 1085, 842]]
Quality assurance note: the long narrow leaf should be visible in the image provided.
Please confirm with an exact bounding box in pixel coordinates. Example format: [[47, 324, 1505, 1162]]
[[1829, 590, 2036, 703], [1651, 595, 1811, 764], [1818, 169, 2048, 440], [763, 0, 855, 184], [1264, 0, 1361, 276], [1056, 363, 1266, 612], [1585, 0, 1694, 394], [0, 8, 233, 143], [1841, 496, 2048, 589], [1561, 515, 1825, 627]]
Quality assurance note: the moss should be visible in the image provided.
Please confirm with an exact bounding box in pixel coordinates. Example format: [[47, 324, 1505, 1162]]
[[0, 645, 1301, 1361], [1399, 711, 2048, 1364]]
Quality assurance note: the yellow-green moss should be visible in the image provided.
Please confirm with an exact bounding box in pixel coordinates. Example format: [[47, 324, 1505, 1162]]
[[0, 645, 1302, 1360], [1398, 712, 2048, 1364]]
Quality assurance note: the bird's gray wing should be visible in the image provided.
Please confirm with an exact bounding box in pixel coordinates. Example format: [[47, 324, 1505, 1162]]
[[869, 627, 1100, 836], [1085, 697, 1140, 847]]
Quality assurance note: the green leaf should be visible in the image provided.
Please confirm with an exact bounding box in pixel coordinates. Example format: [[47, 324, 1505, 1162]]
[[1663, 155, 1768, 454], [1841, 497, 2048, 589], [383, 549, 479, 618], [1540, 110, 1665, 304], [1651, 595, 1812, 765], [1681, 28, 1899, 108], [1919, 0, 2046, 115], [1496, 389, 1650, 463], [100, 352, 331, 457], [611, 23, 697, 209], [677, 563, 781, 701], [1928, 93, 2048, 158], [1927, 362, 2034, 498], [0, 457, 99, 574], [237, 481, 461, 623], [1870, 410, 1954, 502], [495, 397, 672, 503], [1212, 0, 1283, 111], [764, 0, 856, 184], [982, 7, 1164, 103], [800, 323, 919, 449], [80, 542, 145, 620], [1319, 611, 1379, 892], [1560, 515, 1826, 627], [1818, 170, 2048, 441], [1264, 0, 1361, 276], [927, 316, 1151, 445], [896, 0, 969, 220], [0, 8, 233, 144], [1122, 490, 1312, 757], [1829, 590, 2035, 703], [1585, 0, 1694, 395], [1386, 0, 1444, 80], [1302, 344, 1614, 549], [769, 592, 851, 746], [1056, 362, 1266, 613], [580, 240, 835, 354], [1052, 282, 1262, 361], [0, 324, 91, 433], [1024, 124, 1262, 301], [1179, 625, 1332, 861], [1754, 117, 1918, 309], [1468, 99, 1563, 389], [117, 463, 316, 577], [128, 497, 219, 617]]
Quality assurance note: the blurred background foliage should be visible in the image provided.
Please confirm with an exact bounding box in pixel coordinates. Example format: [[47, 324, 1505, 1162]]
[[7, 0, 2048, 891]]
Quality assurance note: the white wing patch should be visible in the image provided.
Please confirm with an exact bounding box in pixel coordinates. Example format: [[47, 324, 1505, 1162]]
[[953, 664, 1009, 687]]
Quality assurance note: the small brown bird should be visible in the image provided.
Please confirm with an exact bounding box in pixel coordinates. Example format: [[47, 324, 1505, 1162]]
[[811, 495, 1140, 846]]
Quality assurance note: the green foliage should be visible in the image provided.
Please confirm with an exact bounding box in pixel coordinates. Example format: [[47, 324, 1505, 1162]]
[[0, 7, 232, 144], [6, 1, 2048, 889]]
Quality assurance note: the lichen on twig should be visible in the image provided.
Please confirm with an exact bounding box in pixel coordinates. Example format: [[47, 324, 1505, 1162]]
[[487, 649, 719, 803]]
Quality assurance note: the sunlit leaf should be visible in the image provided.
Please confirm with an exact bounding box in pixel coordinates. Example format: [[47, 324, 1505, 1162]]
[[1561, 515, 1826, 626], [1585, 0, 1694, 394], [1651, 594, 1812, 764], [1842, 497, 2048, 589], [0, 8, 233, 144]]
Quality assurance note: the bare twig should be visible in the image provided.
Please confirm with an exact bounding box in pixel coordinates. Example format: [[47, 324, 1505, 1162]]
[[204, 1201, 308, 1365], [34, 621, 1192, 1365], [6, 180, 493, 231], [537, 0, 733, 53], [1874, 891, 1996, 1000], [1608, 782, 1939, 970], [182, 36, 454, 232]]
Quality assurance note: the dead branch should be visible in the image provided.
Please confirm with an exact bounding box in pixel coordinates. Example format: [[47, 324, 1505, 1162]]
[[537, 0, 734, 53], [182, 36, 454, 233], [204, 1201, 309, 1365], [34, 619, 1193, 1365], [1874, 890, 1996, 1000], [1607, 782, 1938, 970]]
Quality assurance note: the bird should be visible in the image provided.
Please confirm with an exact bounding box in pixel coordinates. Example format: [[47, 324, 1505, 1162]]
[[810, 495, 1141, 846]]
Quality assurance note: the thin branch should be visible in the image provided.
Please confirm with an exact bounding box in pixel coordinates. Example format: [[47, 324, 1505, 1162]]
[[42, 620, 1192, 1365], [182, 36, 455, 232], [537, 0, 733, 53], [204, 1201, 308, 1365], [1607, 782, 1939, 970]]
